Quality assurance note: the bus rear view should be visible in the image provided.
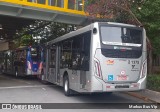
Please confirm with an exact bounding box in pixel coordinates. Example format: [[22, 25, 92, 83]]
[[91, 22, 147, 92]]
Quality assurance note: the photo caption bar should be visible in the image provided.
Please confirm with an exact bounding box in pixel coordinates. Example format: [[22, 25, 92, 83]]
[[0, 103, 159, 109]]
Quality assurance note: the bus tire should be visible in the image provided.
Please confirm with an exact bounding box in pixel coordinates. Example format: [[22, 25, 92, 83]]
[[15, 68, 18, 77], [40, 70, 44, 80], [40, 70, 48, 84], [63, 76, 72, 96]]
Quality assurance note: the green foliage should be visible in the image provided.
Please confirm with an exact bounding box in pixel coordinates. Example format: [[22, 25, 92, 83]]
[[15, 21, 74, 45], [133, 0, 160, 54], [20, 35, 32, 46], [38, 22, 73, 44], [147, 75, 160, 91], [115, 12, 133, 23], [85, 0, 160, 55], [47, 23, 69, 41]]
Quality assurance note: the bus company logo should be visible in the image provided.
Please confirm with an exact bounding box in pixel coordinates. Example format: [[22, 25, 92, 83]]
[[120, 71, 125, 75], [132, 65, 135, 69], [2, 104, 11, 109], [106, 60, 114, 65]]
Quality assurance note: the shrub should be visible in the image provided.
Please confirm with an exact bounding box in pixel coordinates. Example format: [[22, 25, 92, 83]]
[[147, 75, 160, 91]]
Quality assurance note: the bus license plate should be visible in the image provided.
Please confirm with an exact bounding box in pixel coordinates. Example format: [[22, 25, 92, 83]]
[[117, 75, 128, 81], [115, 85, 129, 88]]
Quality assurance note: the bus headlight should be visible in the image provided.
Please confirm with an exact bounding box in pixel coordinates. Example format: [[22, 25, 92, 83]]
[[140, 59, 147, 79]]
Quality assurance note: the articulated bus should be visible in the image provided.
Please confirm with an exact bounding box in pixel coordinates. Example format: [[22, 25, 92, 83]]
[[41, 22, 147, 96], [1, 46, 43, 76]]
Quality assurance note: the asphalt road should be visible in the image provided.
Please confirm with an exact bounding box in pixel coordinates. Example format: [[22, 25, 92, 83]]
[[0, 74, 159, 112]]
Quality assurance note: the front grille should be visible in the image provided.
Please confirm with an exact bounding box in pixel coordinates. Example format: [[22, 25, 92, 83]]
[[101, 49, 142, 58]]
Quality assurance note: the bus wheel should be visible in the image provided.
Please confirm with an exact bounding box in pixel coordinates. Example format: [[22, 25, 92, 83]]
[[15, 69, 18, 77], [63, 76, 72, 96], [40, 70, 48, 84], [40, 70, 44, 80]]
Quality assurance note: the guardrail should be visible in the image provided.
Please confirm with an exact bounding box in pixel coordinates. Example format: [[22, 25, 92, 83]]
[[0, 0, 86, 15]]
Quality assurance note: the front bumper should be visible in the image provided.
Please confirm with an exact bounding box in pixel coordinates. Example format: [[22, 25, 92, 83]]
[[90, 76, 147, 92], [27, 69, 41, 75]]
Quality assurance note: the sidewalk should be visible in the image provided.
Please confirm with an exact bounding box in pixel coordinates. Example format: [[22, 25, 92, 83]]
[[127, 89, 160, 103]]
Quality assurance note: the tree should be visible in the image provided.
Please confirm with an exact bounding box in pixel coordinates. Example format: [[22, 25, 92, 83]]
[[85, 0, 144, 24], [20, 34, 33, 46], [14, 21, 75, 45], [85, 0, 159, 73], [134, 0, 160, 54], [13, 26, 34, 48], [133, 0, 160, 73]]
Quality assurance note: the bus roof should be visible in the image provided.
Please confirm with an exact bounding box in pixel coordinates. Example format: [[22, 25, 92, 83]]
[[47, 23, 92, 45], [47, 22, 142, 45], [104, 22, 137, 27]]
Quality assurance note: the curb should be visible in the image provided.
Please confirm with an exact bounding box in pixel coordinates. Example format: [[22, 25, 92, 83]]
[[146, 89, 160, 95], [124, 90, 160, 103]]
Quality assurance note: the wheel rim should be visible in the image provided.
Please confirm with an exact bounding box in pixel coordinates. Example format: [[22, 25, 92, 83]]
[[64, 79, 68, 92], [15, 71, 18, 76], [41, 71, 44, 80]]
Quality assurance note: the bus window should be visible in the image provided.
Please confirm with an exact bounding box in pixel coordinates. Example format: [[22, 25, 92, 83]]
[[60, 40, 72, 68], [30, 47, 41, 61], [71, 32, 91, 71], [100, 26, 142, 45], [72, 36, 82, 70], [81, 32, 91, 71], [49, 46, 56, 68]]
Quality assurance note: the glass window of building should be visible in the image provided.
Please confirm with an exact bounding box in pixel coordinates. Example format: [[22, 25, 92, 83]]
[[68, 0, 82, 11], [27, 0, 36, 3], [37, 0, 46, 4], [48, 0, 64, 7]]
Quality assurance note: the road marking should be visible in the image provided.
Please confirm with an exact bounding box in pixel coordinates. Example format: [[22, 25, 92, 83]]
[[0, 85, 53, 90]]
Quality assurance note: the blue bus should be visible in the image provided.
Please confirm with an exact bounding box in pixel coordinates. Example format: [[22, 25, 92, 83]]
[[1, 46, 43, 76]]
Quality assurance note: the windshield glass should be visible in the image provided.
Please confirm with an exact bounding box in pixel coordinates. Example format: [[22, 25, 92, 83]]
[[100, 26, 142, 46], [30, 47, 41, 61]]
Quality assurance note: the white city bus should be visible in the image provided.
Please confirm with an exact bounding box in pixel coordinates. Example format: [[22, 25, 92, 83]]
[[41, 22, 147, 96]]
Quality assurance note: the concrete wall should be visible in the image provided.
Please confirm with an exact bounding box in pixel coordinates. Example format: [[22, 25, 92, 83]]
[[0, 42, 9, 51]]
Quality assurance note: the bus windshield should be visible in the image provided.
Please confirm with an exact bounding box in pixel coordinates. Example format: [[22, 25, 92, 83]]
[[100, 26, 142, 46], [30, 47, 40, 61]]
